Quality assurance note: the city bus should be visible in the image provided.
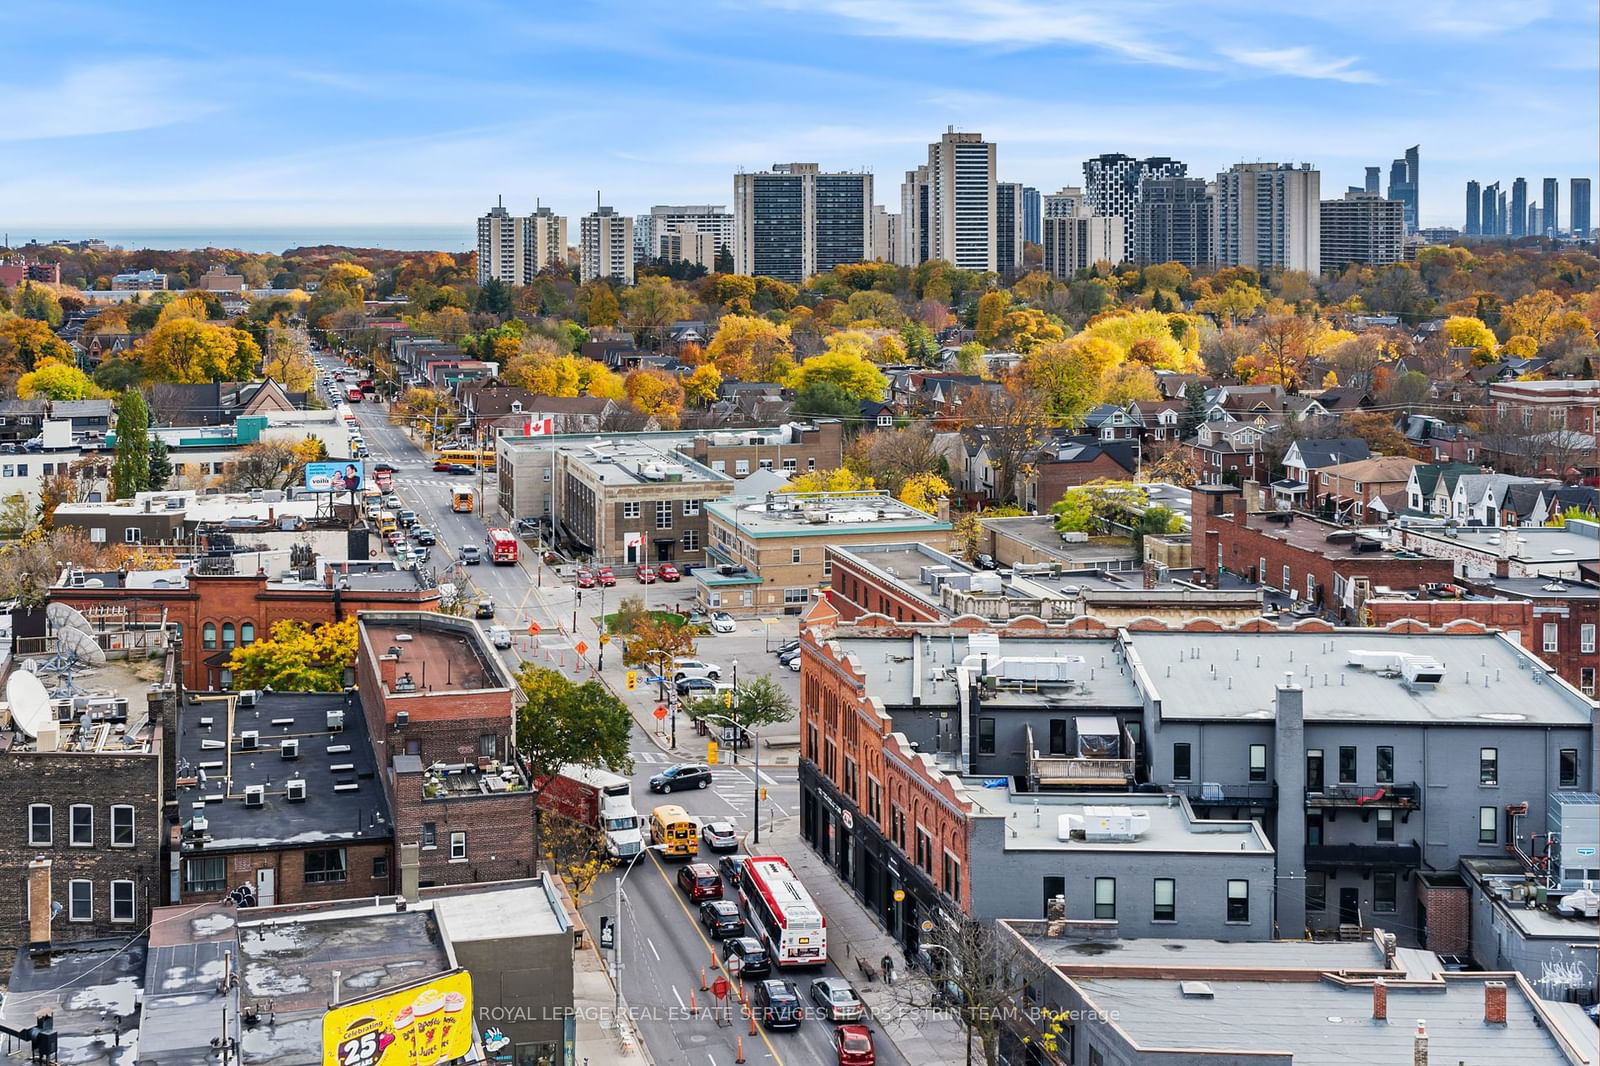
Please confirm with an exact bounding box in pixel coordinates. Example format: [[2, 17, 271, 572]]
[[452, 490, 474, 514], [434, 448, 496, 469], [486, 528, 518, 565], [648, 804, 698, 859], [737, 856, 827, 967]]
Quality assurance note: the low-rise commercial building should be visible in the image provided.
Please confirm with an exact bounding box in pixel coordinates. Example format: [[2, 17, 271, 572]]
[[1391, 519, 1599, 582]]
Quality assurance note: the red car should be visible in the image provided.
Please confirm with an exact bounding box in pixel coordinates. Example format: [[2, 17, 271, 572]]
[[595, 567, 616, 587], [576, 567, 596, 589], [433, 459, 452, 472], [832, 1025, 875, 1066], [657, 563, 681, 582], [676, 862, 722, 902], [636, 565, 657, 584]]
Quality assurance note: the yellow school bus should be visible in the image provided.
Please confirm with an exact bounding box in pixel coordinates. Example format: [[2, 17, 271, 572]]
[[649, 804, 698, 859], [452, 490, 474, 513], [376, 511, 398, 535]]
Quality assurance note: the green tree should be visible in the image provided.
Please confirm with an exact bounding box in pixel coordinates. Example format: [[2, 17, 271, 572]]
[[111, 391, 150, 499], [791, 381, 860, 421], [1179, 381, 1208, 441], [900, 321, 937, 365], [147, 437, 172, 491], [683, 675, 796, 756], [475, 277, 513, 315], [514, 665, 634, 850], [13, 281, 63, 326], [227, 618, 358, 691], [623, 275, 693, 349]]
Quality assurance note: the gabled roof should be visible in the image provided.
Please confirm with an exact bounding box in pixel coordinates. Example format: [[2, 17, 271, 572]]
[[1318, 455, 1417, 484], [1287, 438, 1370, 469], [1501, 481, 1553, 518], [1036, 434, 1137, 472], [1409, 461, 1481, 497], [1316, 386, 1372, 411], [1541, 485, 1599, 514]]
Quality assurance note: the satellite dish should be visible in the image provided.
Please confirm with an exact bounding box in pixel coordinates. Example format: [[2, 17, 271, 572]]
[[6, 670, 52, 739], [59, 627, 107, 667], [46, 602, 95, 636]]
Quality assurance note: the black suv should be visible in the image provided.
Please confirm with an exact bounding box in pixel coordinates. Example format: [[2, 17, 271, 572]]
[[648, 763, 712, 793], [721, 937, 771, 978], [753, 979, 802, 1030], [699, 900, 744, 939]]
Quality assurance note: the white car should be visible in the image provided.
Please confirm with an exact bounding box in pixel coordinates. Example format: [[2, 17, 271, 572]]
[[672, 658, 721, 682], [709, 612, 736, 634]]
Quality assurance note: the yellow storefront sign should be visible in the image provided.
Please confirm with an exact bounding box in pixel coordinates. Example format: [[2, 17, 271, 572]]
[[323, 969, 474, 1066]]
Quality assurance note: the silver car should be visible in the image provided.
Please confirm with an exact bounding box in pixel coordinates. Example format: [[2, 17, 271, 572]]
[[808, 977, 865, 1021]]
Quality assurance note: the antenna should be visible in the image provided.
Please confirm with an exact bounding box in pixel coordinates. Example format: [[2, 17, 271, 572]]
[[6, 670, 52, 739]]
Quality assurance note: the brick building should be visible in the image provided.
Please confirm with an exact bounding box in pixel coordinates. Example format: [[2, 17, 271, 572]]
[[1018, 435, 1138, 513], [0, 661, 173, 951], [1311, 455, 1418, 522], [53, 562, 441, 691], [353, 612, 536, 889], [173, 691, 393, 908], [1191, 484, 1456, 616]]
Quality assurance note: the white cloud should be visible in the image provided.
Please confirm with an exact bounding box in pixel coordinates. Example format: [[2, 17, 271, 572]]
[[0, 60, 216, 141], [1222, 45, 1379, 84]]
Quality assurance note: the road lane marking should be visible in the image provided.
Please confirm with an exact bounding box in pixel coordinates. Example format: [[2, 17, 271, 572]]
[[648, 936, 662, 962]]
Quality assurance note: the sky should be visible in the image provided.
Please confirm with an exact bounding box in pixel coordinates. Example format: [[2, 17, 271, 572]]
[[1, 0, 1595, 237]]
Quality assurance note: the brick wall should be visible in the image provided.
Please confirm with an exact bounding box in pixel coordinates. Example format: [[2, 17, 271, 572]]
[[825, 550, 944, 624], [179, 842, 394, 907], [1029, 453, 1137, 513], [1417, 878, 1470, 955], [391, 768, 536, 887]]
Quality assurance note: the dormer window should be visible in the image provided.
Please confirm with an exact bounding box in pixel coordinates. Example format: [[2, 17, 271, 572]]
[[510, 401, 523, 413]]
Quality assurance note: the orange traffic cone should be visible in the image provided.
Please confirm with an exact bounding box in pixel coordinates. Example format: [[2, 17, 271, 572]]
[[748, 1004, 757, 1035], [710, 946, 718, 970], [689, 989, 697, 1013], [700, 967, 708, 991], [735, 1036, 746, 1064]]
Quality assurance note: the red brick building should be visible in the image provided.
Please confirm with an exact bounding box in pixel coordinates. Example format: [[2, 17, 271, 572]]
[[1191, 485, 1455, 617], [354, 612, 537, 889], [53, 563, 442, 691]]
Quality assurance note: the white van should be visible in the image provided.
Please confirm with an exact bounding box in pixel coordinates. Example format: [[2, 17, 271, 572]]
[[487, 624, 512, 649]]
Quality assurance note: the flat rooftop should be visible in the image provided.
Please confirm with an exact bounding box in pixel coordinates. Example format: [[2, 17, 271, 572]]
[[1071, 975, 1593, 1066], [176, 692, 390, 853], [964, 789, 1271, 853], [361, 614, 511, 696], [1128, 629, 1593, 726], [1234, 509, 1430, 561], [1012, 928, 1398, 973], [1473, 577, 1600, 601], [559, 437, 731, 487], [984, 515, 1137, 564], [0, 658, 160, 755], [1404, 521, 1599, 565], [706, 492, 949, 537], [1, 938, 146, 1066]]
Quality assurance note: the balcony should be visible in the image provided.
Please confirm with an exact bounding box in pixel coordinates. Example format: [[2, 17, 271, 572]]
[[1305, 783, 1422, 812], [1024, 721, 1135, 789], [1174, 782, 1278, 807], [1305, 843, 1422, 868]]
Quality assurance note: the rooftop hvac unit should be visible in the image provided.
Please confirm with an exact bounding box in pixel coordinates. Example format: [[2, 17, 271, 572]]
[[238, 690, 259, 708], [190, 813, 208, 834], [280, 738, 299, 759], [1400, 656, 1444, 685], [244, 785, 265, 808], [326, 708, 345, 732], [286, 778, 307, 802], [240, 730, 259, 750], [1058, 806, 1152, 843]]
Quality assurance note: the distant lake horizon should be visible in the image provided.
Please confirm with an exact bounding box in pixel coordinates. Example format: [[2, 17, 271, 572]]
[[4, 225, 473, 255]]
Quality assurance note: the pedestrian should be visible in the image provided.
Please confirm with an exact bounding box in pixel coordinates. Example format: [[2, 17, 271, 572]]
[[880, 953, 894, 985]]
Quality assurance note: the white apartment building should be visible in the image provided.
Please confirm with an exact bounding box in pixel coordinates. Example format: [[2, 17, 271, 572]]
[[1042, 215, 1124, 277], [1042, 186, 1085, 220], [1083, 154, 1187, 264], [477, 197, 525, 285], [658, 226, 720, 271], [900, 165, 930, 265], [646, 206, 732, 265], [1212, 163, 1322, 273], [732, 163, 873, 283], [580, 206, 634, 283], [525, 206, 568, 277], [1319, 192, 1404, 274], [923, 127, 996, 271]]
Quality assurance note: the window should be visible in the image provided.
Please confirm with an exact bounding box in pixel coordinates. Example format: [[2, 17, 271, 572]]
[[1583, 667, 1596, 696], [977, 717, 995, 755], [683, 498, 700, 516], [1172, 743, 1192, 781], [111, 880, 135, 923], [1281, 565, 1291, 591], [1559, 749, 1580, 789], [782, 458, 797, 472], [1306, 574, 1315, 602], [1248, 744, 1267, 782], [1543, 622, 1558, 652], [69, 880, 92, 922], [656, 500, 672, 529], [1376, 808, 1395, 843], [110, 805, 135, 847], [450, 832, 467, 860], [823, 559, 832, 577], [1338, 746, 1357, 784], [240, 622, 254, 644], [711, 460, 726, 473], [1307, 811, 1323, 846], [372, 855, 389, 879], [16, 463, 25, 476], [1153, 878, 1176, 922], [807, 457, 817, 471], [1480, 748, 1498, 786], [734, 459, 749, 475], [942, 851, 961, 903], [185, 857, 226, 894], [28, 804, 51, 846], [1582, 624, 1595, 654], [681, 529, 699, 552], [124, 527, 142, 544], [759, 458, 773, 471], [202, 622, 217, 650], [1376, 746, 1394, 785], [1049, 720, 1068, 756], [422, 823, 437, 849], [304, 848, 348, 884], [221, 623, 235, 649], [791, 548, 802, 564], [479, 733, 497, 758], [915, 828, 933, 872], [1226, 880, 1249, 923], [70, 804, 93, 847], [623, 501, 640, 519], [1306, 871, 1327, 912], [867, 778, 881, 823], [1374, 872, 1397, 913], [1042, 876, 1065, 916], [90, 527, 106, 543], [1093, 877, 1116, 919], [783, 588, 809, 605], [1479, 806, 1497, 844]]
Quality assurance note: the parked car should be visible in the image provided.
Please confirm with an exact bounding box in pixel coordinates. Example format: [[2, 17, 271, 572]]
[[412, 546, 431, 565], [595, 566, 616, 587], [786, 657, 802, 672], [721, 937, 771, 978], [709, 612, 737, 634], [576, 567, 596, 589], [677, 862, 723, 901], [636, 565, 657, 584], [410, 528, 436, 545], [700, 820, 739, 851], [809, 978, 865, 1021], [672, 658, 721, 682], [394, 544, 414, 564], [460, 545, 482, 565], [719, 853, 749, 882], [973, 553, 998, 570], [832, 1024, 876, 1066], [754, 980, 803, 1030], [773, 638, 801, 658], [474, 599, 495, 619], [778, 646, 803, 667], [675, 677, 724, 700], [657, 562, 681, 582], [699, 900, 744, 939], [648, 763, 712, 793]]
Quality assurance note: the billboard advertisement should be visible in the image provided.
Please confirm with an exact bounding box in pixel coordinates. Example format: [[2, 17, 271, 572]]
[[306, 460, 365, 494], [322, 969, 473, 1066]]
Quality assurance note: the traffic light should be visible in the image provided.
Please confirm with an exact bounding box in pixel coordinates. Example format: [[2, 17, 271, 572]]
[[723, 690, 733, 708], [707, 740, 720, 765], [625, 670, 637, 691]]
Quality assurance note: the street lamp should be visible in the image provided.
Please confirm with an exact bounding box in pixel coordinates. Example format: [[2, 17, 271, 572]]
[[611, 845, 659, 1025], [703, 706, 763, 847]]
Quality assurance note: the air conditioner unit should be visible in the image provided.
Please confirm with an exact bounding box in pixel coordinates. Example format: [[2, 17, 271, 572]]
[[280, 738, 299, 759], [286, 778, 307, 802], [191, 814, 209, 834], [240, 689, 260, 709], [244, 785, 265, 808], [326, 709, 345, 732], [240, 730, 259, 750], [395, 710, 409, 727]]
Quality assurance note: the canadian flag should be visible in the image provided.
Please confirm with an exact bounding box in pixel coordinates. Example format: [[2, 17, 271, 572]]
[[524, 416, 554, 436]]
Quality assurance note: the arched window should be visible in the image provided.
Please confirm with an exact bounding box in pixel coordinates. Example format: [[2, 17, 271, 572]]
[[202, 623, 217, 650], [240, 622, 255, 645], [221, 623, 235, 649]]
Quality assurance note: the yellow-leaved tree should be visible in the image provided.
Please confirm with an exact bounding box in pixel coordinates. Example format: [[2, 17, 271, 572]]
[[138, 319, 263, 383], [789, 349, 887, 402], [17, 358, 106, 401], [704, 315, 796, 382], [781, 467, 875, 494], [898, 472, 951, 514], [227, 618, 359, 692], [683, 363, 722, 407], [623, 368, 685, 428], [1442, 316, 1498, 362]]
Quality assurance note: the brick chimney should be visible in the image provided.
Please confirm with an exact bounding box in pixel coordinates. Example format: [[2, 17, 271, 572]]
[[28, 858, 52, 947], [1371, 978, 1387, 1021], [1412, 1020, 1427, 1066], [1484, 981, 1507, 1025]]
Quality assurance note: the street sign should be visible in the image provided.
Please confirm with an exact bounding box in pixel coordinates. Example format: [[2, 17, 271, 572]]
[[598, 916, 615, 949], [893, 889, 906, 903], [575, 641, 588, 655], [725, 954, 742, 976], [712, 976, 730, 1001], [527, 621, 541, 636], [842, 810, 853, 830], [653, 706, 668, 721], [707, 741, 719, 765], [599, 633, 611, 645]]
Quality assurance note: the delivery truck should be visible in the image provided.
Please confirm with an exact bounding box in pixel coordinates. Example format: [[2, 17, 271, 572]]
[[536, 764, 642, 859]]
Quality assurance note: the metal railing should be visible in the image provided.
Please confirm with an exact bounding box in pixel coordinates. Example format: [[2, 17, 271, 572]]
[[1305, 843, 1422, 867], [1305, 782, 1422, 810]]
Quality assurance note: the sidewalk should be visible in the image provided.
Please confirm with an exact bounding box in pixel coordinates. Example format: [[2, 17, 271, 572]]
[[572, 920, 653, 1066], [763, 818, 970, 1066]]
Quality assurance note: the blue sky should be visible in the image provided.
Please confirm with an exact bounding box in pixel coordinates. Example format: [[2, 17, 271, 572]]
[[2, 0, 1594, 234]]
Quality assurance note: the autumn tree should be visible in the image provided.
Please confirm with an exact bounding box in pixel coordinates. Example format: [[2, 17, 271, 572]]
[[789, 349, 887, 402], [1194, 280, 1264, 327], [514, 665, 634, 853], [1441, 315, 1498, 362], [261, 326, 315, 390], [959, 379, 1050, 505], [575, 280, 621, 328], [623, 368, 685, 428], [1339, 411, 1411, 456], [1021, 336, 1120, 424], [852, 424, 945, 495], [1233, 314, 1312, 389], [898, 472, 951, 514], [989, 307, 1065, 353], [226, 618, 357, 691], [17, 359, 104, 401], [974, 291, 1011, 343], [0, 317, 75, 378], [623, 616, 699, 670], [781, 467, 875, 494], [541, 815, 612, 899], [703, 315, 795, 382], [623, 275, 693, 349], [139, 319, 262, 382], [221, 440, 319, 491], [1100, 361, 1160, 405], [111, 391, 150, 499], [683, 363, 722, 407], [38, 458, 99, 526], [12, 281, 64, 326], [682, 676, 797, 760]]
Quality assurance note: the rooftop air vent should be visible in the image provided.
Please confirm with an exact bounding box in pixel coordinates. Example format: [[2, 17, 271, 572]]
[[326, 708, 345, 732], [238, 690, 259, 707], [1179, 981, 1214, 998]]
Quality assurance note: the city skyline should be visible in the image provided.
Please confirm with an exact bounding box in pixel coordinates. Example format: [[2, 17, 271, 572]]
[[1, 0, 1594, 236]]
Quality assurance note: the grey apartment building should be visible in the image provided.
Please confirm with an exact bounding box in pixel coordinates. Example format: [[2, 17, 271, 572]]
[[1135, 176, 1211, 267], [733, 163, 873, 282], [1320, 191, 1405, 273]]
